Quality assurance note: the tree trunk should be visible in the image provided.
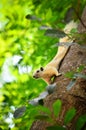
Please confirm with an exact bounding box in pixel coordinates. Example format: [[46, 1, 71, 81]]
[[30, 7, 86, 130]]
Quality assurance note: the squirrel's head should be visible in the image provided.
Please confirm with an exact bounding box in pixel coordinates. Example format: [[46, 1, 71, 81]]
[[33, 67, 44, 79]]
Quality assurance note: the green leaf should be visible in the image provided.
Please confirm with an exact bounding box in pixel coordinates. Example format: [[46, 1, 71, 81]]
[[46, 83, 56, 94], [67, 79, 76, 90], [47, 125, 66, 130], [53, 100, 62, 117], [65, 71, 75, 79], [76, 114, 86, 130], [45, 29, 66, 38], [35, 114, 50, 121], [70, 28, 77, 33], [76, 65, 85, 72], [14, 106, 26, 119], [46, 8, 52, 20], [38, 105, 51, 115], [29, 108, 39, 118], [64, 108, 76, 125], [25, 14, 41, 21], [51, 76, 55, 82], [74, 73, 86, 79]]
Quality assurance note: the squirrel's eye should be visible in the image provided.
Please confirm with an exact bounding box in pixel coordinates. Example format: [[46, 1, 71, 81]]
[[40, 67, 44, 71], [36, 70, 39, 73]]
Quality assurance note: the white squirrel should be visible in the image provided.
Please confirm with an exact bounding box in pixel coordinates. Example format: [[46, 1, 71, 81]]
[[33, 21, 77, 84]]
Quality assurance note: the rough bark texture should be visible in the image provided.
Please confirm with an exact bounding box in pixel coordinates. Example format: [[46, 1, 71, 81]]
[[30, 7, 86, 130]]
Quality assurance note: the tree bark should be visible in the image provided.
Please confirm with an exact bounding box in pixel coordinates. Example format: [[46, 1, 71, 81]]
[[30, 7, 86, 130]]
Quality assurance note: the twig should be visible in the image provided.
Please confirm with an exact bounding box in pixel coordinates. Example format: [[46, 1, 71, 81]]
[[73, 7, 86, 29]]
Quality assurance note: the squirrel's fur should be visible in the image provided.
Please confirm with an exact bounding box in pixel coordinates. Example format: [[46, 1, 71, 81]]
[[33, 21, 77, 84]]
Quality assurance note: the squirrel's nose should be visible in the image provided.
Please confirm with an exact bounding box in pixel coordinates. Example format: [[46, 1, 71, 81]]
[[33, 75, 36, 78], [33, 75, 39, 79]]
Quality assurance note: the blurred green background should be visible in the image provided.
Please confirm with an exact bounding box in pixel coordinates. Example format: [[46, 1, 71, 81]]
[[0, 0, 85, 129]]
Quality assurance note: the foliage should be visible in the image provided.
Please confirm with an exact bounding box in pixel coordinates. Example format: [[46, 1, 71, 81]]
[[65, 65, 86, 90], [64, 108, 76, 125], [13, 100, 76, 130], [46, 126, 66, 130], [53, 99, 62, 117], [0, 0, 86, 129], [76, 114, 86, 130], [14, 100, 86, 130]]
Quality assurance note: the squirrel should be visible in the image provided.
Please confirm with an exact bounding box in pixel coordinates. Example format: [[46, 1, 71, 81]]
[[33, 21, 77, 84]]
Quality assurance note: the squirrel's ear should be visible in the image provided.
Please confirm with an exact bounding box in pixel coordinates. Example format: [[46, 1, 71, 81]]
[[40, 67, 44, 71]]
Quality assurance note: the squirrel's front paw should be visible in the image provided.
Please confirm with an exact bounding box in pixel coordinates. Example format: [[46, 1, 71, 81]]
[[56, 73, 62, 76]]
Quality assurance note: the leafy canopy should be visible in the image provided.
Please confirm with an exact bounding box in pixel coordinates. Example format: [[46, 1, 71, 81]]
[[0, 0, 85, 129]]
